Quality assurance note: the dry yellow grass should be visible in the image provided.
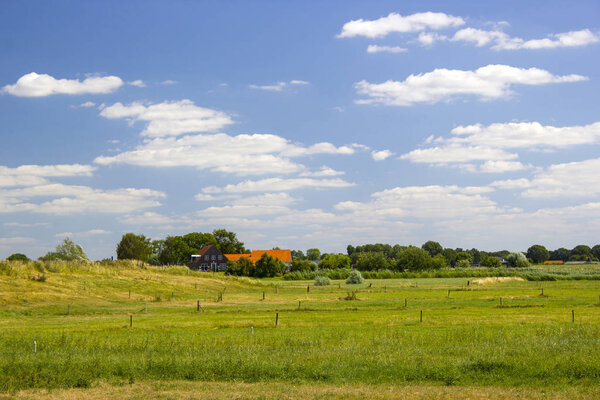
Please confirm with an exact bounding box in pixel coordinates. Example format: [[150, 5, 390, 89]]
[[2, 381, 598, 400], [471, 277, 525, 285]]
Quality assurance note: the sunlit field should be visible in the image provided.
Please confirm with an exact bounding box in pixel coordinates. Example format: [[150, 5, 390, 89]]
[[1, 261, 600, 399]]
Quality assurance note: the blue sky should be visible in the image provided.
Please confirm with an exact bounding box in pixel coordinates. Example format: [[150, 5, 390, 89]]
[[1, 0, 600, 259]]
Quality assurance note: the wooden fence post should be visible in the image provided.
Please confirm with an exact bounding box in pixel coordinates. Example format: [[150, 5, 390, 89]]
[[404, 298, 407, 307], [197, 300, 200, 312], [130, 315, 133, 328], [307, 285, 310, 293], [144, 303, 147, 312], [129, 289, 131, 299], [298, 300, 301, 309], [275, 312, 279, 326], [263, 291, 265, 300], [572, 309, 575, 323], [420, 310, 423, 323]]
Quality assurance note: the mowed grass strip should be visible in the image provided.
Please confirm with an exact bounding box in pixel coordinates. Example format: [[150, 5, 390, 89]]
[[1, 261, 600, 392]]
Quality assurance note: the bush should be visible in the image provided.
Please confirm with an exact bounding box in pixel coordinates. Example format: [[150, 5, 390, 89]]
[[481, 256, 502, 268], [506, 252, 530, 268], [314, 276, 331, 286], [455, 259, 471, 269], [7, 253, 29, 262], [346, 270, 364, 284]]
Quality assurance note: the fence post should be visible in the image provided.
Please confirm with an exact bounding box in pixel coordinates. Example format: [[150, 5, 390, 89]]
[[275, 312, 279, 326], [171, 292, 174, 300], [572, 309, 575, 323], [447, 289, 450, 297], [420, 310, 423, 323], [144, 303, 147, 312], [129, 289, 131, 299], [405, 298, 407, 307], [263, 291, 265, 300], [307, 285, 310, 293], [275, 286, 278, 294], [298, 300, 301, 309], [130, 315, 133, 328], [197, 300, 200, 312]]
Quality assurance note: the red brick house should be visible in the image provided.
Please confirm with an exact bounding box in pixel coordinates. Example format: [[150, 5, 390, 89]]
[[189, 244, 228, 271]]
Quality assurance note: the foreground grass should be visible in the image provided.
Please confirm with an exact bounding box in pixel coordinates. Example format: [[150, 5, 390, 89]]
[[3, 381, 600, 400], [1, 261, 600, 396]]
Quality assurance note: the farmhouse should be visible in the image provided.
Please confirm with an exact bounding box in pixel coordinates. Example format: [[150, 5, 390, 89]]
[[189, 244, 228, 271], [225, 249, 292, 269]]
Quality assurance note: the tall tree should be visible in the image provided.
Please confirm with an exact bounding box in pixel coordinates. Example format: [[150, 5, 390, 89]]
[[306, 248, 321, 261], [526, 244, 549, 264], [396, 246, 432, 272], [212, 229, 247, 254], [549, 248, 570, 262], [421, 241, 443, 257], [116, 233, 152, 261]]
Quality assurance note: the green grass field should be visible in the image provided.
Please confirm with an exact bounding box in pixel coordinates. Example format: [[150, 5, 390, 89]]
[[1, 261, 600, 399]]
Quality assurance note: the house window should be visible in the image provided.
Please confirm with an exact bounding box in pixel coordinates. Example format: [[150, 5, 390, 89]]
[[218, 255, 222, 260], [204, 255, 209, 261], [212, 255, 216, 260]]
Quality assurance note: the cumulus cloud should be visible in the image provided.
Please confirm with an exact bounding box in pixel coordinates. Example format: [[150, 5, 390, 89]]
[[202, 177, 355, 194], [2, 72, 123, 97], [0, 164, 96, 188], [371, 149, 394, 161], [490, 178, 532, 190], [417, 32, 447, 45], [355, 65, 587, 106], [401, 121, 600, 172], [338, 12, 464, 38], [95, 133, 356, 176], [522, 158, 600, 198], [366, 45, 407, 53], [99, 99, 234, 137], [128, 80, 147, 87], [452, 28, 599, 50], [299, 166, 345, 177]]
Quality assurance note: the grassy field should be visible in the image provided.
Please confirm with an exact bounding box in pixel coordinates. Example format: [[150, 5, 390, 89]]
[[1, 261, 600, 399]]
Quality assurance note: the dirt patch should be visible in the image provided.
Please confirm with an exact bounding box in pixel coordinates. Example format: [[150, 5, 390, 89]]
[[471, 277, 524, 285]]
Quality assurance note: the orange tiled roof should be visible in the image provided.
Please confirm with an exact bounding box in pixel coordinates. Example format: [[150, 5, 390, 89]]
[[225, 249, 291, 264]]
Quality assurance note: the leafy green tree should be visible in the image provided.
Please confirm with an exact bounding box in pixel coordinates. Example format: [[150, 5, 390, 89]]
[[183, 232, 216, 252], [254, 253, 284, 278], [159, 235, 194, 265], [571, 245, 592, 261], [41, 238, 88, 261], [396, 246, 432, 271], [429, 254, 448, 270], [441, 248, 457, 266], [346, 245, 355, 256], [549, 248, 570, 262], [481, 256, 502, 268], [421, 241, 443, 257], [455, 259, 471, 268], [226, 257, 254, 276], [592, 245, 600, 261], [7, 253, 29, 261], [526, 244, 549, 264], [319, 254, 350, 269], [291, 250, 305, 260], [212, 229, 247, 254], [455, 251, 474, 265], [290, 258, 317, 272], [116, 233, 152, 261], [355, 252, 390, 271], [306, 248, 321, 261], [506, 252, 529, 268]]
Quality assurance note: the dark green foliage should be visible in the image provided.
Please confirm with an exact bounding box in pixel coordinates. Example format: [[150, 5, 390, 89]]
[[212, 229, 247, 254], [429, 254, 448, 270], [526, 245, 549, 264], [291, 250, 305, 260], [396, 246, 432, 271], [481, 256, 502, 268], [455, 251, 474, 265], [254, 253, 284, 278], [306, 248, 321, 261], [549, 248, 570, 262], [421, 241, 443, 257], [7, 253, 29, 262], [290, 259, 317, 272], [319, 254, 350, 269], [354, 252, 390, 271], [116, 233, 152, 262], [226, 257, 254, 276]]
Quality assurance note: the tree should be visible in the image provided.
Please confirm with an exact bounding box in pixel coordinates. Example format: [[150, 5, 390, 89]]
[[7, 253, 29, 261], [549, 248, 570, 262], [158, 235, 195, 265], [526, 244, 549, 264], [455, 259, 471, 269], [41, 238, 88, 261], [254, 253, 284, 278], [396, 246, 432, 271], [355, 252, 390, 271], [116, 233, 152, 261], [346, 245, 355, 256], [306, 248, 321, 261], [506, 252, 529, 268], [226, 257, 254, 276], [212, 229, 247, 254], [290, 259, 317, 272], [183, 232, 216, 252], [291, 250, 305, 260], [421, 241, 443, 257], [429, 254, 448, 270], [346, 269, 364, 284], [570, 245, 592, 261], [481, 256, 502, 268], [319, 254, 350, 269], [455, 251, 474, 265], [592, 245, 600, 261], [441, 248, 457, 267]]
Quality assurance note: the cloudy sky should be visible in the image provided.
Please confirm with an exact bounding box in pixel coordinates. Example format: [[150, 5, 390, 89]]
[[1, 1, 599, 259]]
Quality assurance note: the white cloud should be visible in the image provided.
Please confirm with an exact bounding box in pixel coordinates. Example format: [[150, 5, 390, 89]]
[[0, 164, 96, 188], [79, 101, 96, 108], [128, 80, 146, 88], [452, 28, 599, 50], [338, 12, 465, 38], [490, 178, 532, 190], [202, 177, 355, 194], [402, 121, 600, 171], [371, 149, 394, 161], [355, 65, 587, 106], [161, 80, 178, 85], [299, 166, 345, 177], [417, 32, 447, 45], [99, 99, 234, 137], [95, 133, 356, 176], [366, 45, 407, 53], [2, 72, 123, 97], [0, 237, 34, 245], [249, 80, 309, 91], [523, 158, 600, 198]]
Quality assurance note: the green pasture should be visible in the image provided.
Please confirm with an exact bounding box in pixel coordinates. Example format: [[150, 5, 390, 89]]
[[1, 261, 600, 398]]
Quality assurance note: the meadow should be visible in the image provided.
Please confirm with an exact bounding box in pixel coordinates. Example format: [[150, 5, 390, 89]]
[[1, 260, 600, 399]]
